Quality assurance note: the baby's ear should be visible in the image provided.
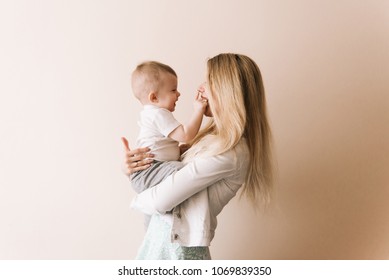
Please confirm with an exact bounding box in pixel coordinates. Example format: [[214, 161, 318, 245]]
[[148, 92, 158, 103]]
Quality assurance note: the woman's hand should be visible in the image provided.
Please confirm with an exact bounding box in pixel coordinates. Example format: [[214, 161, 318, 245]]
[[121, 137, 154, 175]]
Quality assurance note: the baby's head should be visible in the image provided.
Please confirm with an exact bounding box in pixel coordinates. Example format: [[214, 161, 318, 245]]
[[131, 61, 180, 111]]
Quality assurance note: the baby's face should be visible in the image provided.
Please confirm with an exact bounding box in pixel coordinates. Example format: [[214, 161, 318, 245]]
[[156, 73, 180, 112]]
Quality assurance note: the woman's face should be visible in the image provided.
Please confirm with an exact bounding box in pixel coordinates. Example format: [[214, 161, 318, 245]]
[[198, 82, 213, 117]]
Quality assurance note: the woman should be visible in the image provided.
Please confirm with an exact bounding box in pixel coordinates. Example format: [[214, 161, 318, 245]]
[[123, 53, 274, 259]]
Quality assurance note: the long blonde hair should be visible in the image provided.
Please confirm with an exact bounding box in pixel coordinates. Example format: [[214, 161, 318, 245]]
[[191, 53, 274, 206]]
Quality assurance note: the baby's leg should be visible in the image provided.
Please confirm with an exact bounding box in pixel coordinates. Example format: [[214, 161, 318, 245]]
[[130, 161, 184, 229], [130, 160, 183, 193]]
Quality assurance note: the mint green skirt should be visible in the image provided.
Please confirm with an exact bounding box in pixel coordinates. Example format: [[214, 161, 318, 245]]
[[135, 214, 211, 260]]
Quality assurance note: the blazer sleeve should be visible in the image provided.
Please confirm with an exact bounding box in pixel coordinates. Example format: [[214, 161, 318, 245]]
[[131, 151, 237, 215]]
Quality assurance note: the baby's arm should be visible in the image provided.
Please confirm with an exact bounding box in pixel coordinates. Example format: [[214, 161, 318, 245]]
[[168, 92, 207, 143]]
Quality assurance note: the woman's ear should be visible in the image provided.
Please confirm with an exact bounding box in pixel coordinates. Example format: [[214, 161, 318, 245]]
[[148, 92, 158, 103]]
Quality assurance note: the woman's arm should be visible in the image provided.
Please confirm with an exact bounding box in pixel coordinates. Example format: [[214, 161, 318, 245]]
[[131, 151, 237, 215]]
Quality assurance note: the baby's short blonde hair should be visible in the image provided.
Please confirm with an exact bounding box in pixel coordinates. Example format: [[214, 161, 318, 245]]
[[131, 61, 177, 103]]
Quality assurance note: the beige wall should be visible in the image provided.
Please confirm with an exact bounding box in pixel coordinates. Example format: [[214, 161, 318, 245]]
[[0, 0, 388, 259]]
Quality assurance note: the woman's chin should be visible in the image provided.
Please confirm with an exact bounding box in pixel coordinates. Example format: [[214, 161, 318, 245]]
[[204, 112, 213, 117], [204, 107, 212, 117]]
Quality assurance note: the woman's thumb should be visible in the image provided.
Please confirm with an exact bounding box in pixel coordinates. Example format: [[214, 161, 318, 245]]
[[121, 137, 130, 151]]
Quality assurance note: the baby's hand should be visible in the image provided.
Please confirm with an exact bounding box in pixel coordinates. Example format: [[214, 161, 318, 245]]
[[194, 90, 208, 112]]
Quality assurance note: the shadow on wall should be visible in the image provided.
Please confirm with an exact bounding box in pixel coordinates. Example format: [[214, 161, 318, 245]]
[[272, 87, 389, 259], [213, 81, 389, 260]]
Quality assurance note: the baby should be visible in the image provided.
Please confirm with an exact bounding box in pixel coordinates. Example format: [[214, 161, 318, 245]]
[[130, 61, 207, 226]]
